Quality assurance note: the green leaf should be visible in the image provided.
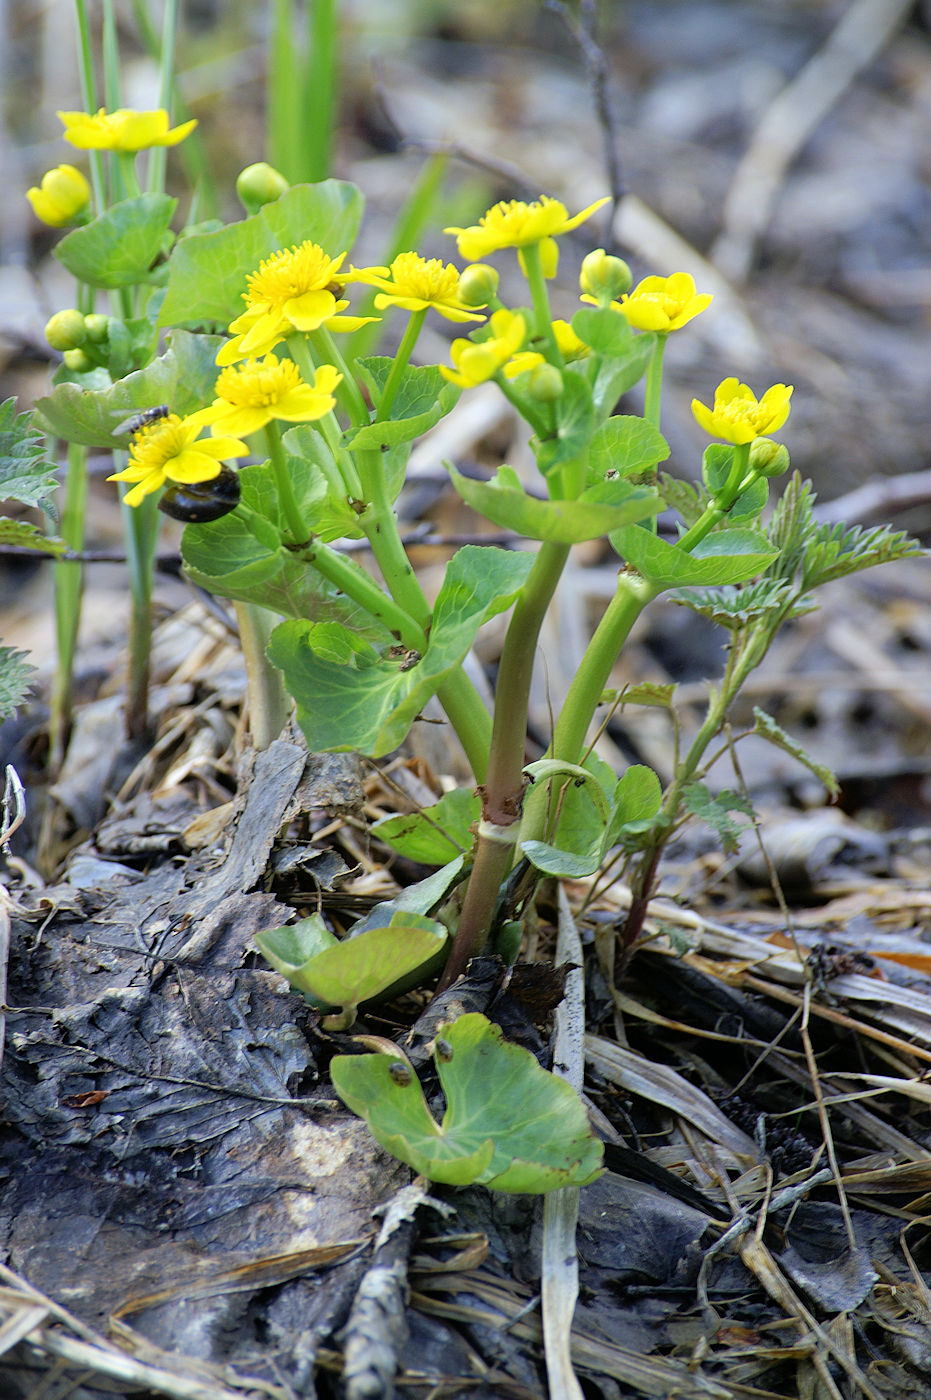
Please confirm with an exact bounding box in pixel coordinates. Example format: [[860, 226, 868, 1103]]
[[159, 181, 364, 329], [0, 645, 35, 720], [269, 546, 534, 756], [282, 425, 367, 540], [532, 370, 596, 475], [181, 460, 392, 636], [670, 579, 811, 630], [521, 759, 663, 876], [33, 331, 224, 448], [55, 194, 177, 289], [610, 524, 777, 589], [374, 787, 480, 864], [752, 707, 840, 798], [0, 401, 59, 515], [349, 360, 460, 452], [657, 471, 705, 527], [331, 1012, 603, 1192], [257, 911, 447, 1024], [606, 764, 663, 843], [681, 782, 754, 855], [448, 463, 661, 542], [602, 681, 677, 709], [349, 858, 465, 938], [589, 415, 670, 481], [571, 307, 637, 357], [0, 518, 67, 556]]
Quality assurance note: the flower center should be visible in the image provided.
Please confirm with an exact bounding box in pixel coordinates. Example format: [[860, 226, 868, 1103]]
[[245, 241, 340, 308], [390, 252, 460, 301], [129, 414, 190, 469], [215, 356, 303, 407]]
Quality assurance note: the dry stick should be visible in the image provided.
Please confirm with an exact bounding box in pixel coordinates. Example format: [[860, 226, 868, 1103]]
[[800, 979, 859, 1251], [712, 0, 915, 284]]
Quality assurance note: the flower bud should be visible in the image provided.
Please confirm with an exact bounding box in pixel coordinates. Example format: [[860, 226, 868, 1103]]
[[580, 248, 632, 301], [749, 437, 790, 478], [457, 263, 499, 307], [45, 309, 88, 351], [83, 313, 110, 343], [236, 162, 290, 214], [63, 347, 95, 373], [26, 164, 91, 227], [526, 363, 564, 402]]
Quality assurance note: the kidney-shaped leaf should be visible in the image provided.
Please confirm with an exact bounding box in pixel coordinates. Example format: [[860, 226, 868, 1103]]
[[331, 1013, 603, 1192], [374, 787, 480, 864], [257, 912, 447, 1022]]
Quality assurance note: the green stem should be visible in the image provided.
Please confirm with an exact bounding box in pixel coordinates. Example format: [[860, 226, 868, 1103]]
[[269, 0, 300, 178], [643, 333, 666, 429], [304, 0, 337, 182], [234, 601, 291, 749], [520, 569, 658, 845], [677, 443, 754, 551], [521, 243, 561, 364], [49, 441, 88, 768], [307, 327, 370, 428], [286, 333, 365, 499], [145, 0, 179, 194], [120, 488, 158, 741], [73, 0, 105, 214], [374, 310, 426, 422], [439, 539, 571, 989], [235, 501, 426, 651], [265, 422, 311, 545]]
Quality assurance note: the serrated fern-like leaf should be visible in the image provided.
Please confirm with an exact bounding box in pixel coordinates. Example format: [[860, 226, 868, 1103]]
[[680, 782, 754, 855], [0, 400, 59, 517], [670, 579, 813, 630], [0, 517, 68, 555], [658, 472, 707, 527], [751, 707, 839, 797], [765, 472, 924, 590], [0, 646, 35, 720]]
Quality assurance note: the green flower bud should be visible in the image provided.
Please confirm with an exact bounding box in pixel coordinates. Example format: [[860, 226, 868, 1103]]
[[457, 263, 499, 307], [83, 313, 111, 343], [749, 437, 790, 478], [45, 309, 88, 351], [62, 347, 95, 373], [580, 248, 632, 301], [526, 363, 564, 402], [236, 162, 290, 214]]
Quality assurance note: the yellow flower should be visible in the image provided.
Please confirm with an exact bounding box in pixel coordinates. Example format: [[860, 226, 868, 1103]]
[[26, 164, 90, 226], [440, 310, 528, 389], [195, 356, 342, 437], [506, 319, 589, 377], [217, 241, 374, 366], [107, 414, 247, 507], [445, 195, 609, 262], [58, 107, 197, 152], [691, 378, 793, 445], [606, 273, 712, 333], [349, 252, 486, 323]]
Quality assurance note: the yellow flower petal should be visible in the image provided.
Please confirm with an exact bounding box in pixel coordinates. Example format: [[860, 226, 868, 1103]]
[[691, 379, 793, 444]]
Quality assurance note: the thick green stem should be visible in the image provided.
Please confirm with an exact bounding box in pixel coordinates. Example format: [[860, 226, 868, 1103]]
[[520, 570, 658, 846], [304, 0, 337, 182], [235, 601, 291, 749], [677, 443, 753, 551], [120, 489, 158, 741], [49, 441, 88, 768], [307, 327, 370, 428], [439, 540, 571, 990]]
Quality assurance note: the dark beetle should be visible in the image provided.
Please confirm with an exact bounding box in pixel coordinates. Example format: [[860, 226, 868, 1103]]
[[159, 466, 241, 523]]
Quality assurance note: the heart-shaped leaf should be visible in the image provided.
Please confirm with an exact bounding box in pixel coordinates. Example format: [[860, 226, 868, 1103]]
[[331, 1013, 603, 1192]]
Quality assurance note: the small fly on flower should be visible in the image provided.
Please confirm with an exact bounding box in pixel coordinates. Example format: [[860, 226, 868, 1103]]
[[112, 405, 171, 437]]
